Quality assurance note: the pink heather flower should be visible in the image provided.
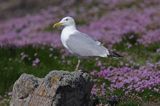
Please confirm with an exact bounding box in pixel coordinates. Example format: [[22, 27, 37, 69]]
[[101, 83, 106, 96], [153, 88, 159, 92], [135, 87, 141, 92], [91, 85, 98, 95], [90, 70, 97, 76], [32, 58, 40, 66], [96, 61, 102, 67], [0, 1, 160, 46], [93, 65, 160, 94]]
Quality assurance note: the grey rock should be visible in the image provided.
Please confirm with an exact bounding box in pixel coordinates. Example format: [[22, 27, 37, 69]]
[[10, 70, 93, 106]]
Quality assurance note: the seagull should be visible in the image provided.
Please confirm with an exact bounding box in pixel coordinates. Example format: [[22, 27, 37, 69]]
[[53, 16, 121, 70]]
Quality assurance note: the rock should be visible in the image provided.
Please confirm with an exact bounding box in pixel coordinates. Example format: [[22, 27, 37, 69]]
[[10, 70, 93, 106]]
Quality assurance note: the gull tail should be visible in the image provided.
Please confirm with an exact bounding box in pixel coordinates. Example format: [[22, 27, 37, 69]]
[[108, 51, 122, 57]]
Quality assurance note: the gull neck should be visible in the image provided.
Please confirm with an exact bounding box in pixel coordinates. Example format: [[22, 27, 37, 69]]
[[63, 25, 77, 31]]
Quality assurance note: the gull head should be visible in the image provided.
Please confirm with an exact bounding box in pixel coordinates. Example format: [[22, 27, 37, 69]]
[[53, 16, 75, 28]]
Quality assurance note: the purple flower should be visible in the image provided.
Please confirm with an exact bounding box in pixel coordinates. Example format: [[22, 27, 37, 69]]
[[91, 85, 98, 95], [101, 83, 106, 96], [0, 1, 160, 46], [91, 64, 160, 94], [32, 58, 40, 66]]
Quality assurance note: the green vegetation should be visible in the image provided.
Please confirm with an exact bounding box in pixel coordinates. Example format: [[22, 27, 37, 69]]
[[0, 41, 160, 106]]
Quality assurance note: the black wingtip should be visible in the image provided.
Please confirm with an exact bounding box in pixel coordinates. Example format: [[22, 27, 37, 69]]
[[109, 51, 123, 57]]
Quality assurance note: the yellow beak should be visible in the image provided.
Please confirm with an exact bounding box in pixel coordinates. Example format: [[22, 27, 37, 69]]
[[53, 22, 63, 28]]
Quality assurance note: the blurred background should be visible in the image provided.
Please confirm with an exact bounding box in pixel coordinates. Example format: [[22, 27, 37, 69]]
[[0, 0, 160, 105]]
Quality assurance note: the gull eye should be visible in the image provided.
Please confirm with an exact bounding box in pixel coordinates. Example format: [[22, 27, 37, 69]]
[[65, 18, 68, 21]]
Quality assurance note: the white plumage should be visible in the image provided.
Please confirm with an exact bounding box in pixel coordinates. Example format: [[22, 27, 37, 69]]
[[59, 16, 110, 57], [53, 16, 120, 70]]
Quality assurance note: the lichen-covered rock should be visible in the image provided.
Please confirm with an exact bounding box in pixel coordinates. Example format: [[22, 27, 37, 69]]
[[10, 70, 93, 106]]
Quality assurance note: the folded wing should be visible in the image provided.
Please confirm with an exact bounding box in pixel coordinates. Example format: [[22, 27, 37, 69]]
[[66, 31, 109, 57]]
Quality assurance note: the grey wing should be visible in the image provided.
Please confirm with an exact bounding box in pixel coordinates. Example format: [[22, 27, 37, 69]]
[[66, 32, 109, 57]]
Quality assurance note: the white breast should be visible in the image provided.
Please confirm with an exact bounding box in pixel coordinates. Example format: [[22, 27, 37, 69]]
[[61, 26, 77, 50]]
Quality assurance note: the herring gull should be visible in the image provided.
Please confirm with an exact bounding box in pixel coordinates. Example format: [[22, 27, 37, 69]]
[[53, 16, 121, 70]]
